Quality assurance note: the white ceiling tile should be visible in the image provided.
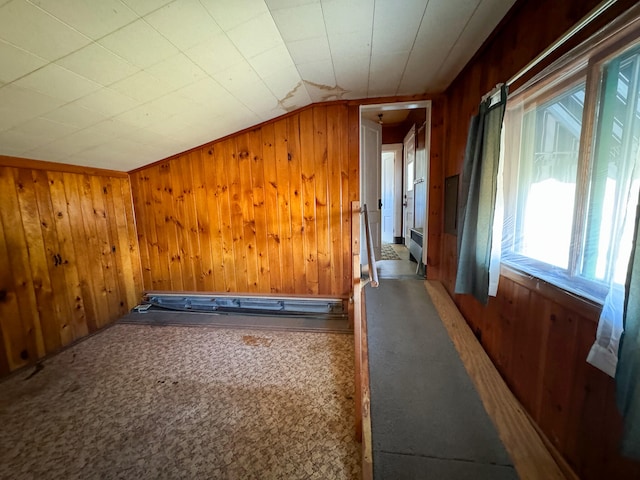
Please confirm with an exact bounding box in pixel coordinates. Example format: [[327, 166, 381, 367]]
[[0, 84, 65, 116], [145, 115, 192, 136], [144, 92, 199, 116], [144, 0, 222, 50], [227, 12, 283, 59], [0, 129, 42, 152], [41, 102, 107, 128], [270, 3, 325, 41], [274, 79, 311, 111], [368, 52, 410, 97], [74, 87, 139, 116], [110, 70, 175, 103], [262, 64, 302, 98], [29, 0, 138, 40], [164, 104, 222, 128], [98, 19, 179, 68], [333, 55, 369, 94], [430, 0, 516, 91], [371, 0, 427, 55], [21, 144, 70, 162], [296, 60, 335, 87], [265, 0, 317, 11], [119, 127, 178, 147], [185, 32, 245, 76], [0, 0, 91, 60], [321, 0, 373, 36], [120, 0, 173, 16], [145, 54, 208, 89], [200, 0, 269, 30], [80, 119, 138, 139], [114, 103, 172, 128], [175, 77, 229, 105], [327, 31, 371, 58], [232, 81, 279, 114], [13, 116, 76, 140], [248, 44, 295, 79], [0, 39, 47, 83], [46, 129, 113, 156], [56, 43, 140, 86], [15, 63, 103, 102], [212, 60, 262, 93], [286, 36, 331, 64]]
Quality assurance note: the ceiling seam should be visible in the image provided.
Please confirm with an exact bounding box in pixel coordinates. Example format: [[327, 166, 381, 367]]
[[431, 0, 485, 90], [366, 0, 378, 97], [395, 0, 431, 96]]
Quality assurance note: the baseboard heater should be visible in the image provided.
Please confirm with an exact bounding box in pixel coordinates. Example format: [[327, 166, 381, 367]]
[[135, 292, 347, 320]]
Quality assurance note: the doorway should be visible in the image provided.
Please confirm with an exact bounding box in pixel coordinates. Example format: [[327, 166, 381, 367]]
[[359, 101, 431, 275]]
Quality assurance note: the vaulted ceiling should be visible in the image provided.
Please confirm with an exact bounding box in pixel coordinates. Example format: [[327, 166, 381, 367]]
[[0, 0, 516, 171]]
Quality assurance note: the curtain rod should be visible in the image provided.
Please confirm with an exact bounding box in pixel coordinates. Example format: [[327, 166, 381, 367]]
[[481, 83, 504, 103], [506, 0, 618, 87]]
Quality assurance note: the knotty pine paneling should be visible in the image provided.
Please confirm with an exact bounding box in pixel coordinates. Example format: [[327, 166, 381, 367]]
[[130, 104, 355, 297], [439, 0, 640, 478], [0, 163, 142, 376]]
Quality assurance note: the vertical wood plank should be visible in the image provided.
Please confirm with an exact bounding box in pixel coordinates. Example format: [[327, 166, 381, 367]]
[[202, 146, 228, 291], [47, 171, 86, 345], [180, 154, 202, 290], [14, 169, 57, 354], [32, 169, 72, 355], [62, 173, 100, 332], [313, 107, 331, 294], [111, 177, 139, 309], [299, 108, 319, 294], [144, 165, 170, 290], [76, 174, 115, 327], [248, 128, 270, 293], [99, 176, 129, 317], [261, 122, 283, 293], [129, 171, 151, 290], [219, 139, 245, 291], [327, 105, 345, 296], [0, 221, 25, 372], [236, 133, 259, 292], [287, 114, 307, 294], [191, 150, 216, 291], [160, 162, 183, 290], [171, 156, 196, 291], [88, 175, 121, 323], [0, 167, 45, 363], [274, 118, 295, 293]]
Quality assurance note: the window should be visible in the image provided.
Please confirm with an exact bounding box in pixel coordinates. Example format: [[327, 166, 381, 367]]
[[503, 28, 640, 302]]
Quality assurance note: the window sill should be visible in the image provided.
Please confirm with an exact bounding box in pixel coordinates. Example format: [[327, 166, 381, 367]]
[[499, 262, 603, 321]]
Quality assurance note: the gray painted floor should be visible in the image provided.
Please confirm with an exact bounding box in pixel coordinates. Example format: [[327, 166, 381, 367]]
[[365, 279, 519, 479]]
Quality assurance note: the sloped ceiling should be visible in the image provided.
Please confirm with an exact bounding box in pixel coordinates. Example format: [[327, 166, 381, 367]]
[[0, 0, 516, 171]]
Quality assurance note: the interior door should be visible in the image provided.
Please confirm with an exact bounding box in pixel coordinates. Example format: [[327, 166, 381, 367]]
[[403, 126, 416, 248], [360, 117, 382, 261], [381, 151, 395, 244]]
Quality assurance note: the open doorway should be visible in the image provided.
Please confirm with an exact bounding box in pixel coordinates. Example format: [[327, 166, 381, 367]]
[[360, 101, 431, 277]]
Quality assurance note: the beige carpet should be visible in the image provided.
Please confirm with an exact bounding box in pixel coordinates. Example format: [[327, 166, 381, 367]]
[[0, 324, 360, 480]]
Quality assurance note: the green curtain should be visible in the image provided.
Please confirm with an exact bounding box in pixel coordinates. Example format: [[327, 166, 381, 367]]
[[455, 87, 507, 304], [617, 188, 640, 460]]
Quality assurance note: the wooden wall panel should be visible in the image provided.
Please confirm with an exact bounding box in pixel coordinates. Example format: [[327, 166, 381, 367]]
[[130, 104, 354, 297], [438, 0, 640, 478], [0, 162, 142, 376]]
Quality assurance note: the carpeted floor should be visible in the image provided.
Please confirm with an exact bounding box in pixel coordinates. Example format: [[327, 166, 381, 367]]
[[0, 324, 360, 480]]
